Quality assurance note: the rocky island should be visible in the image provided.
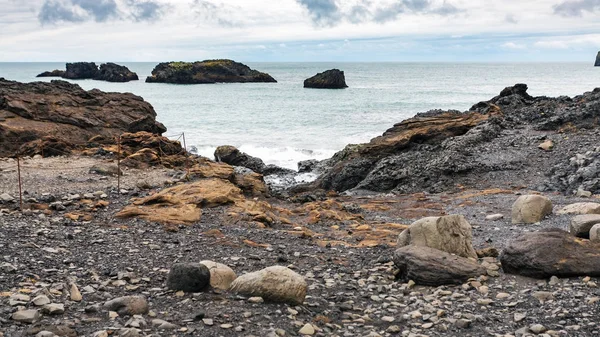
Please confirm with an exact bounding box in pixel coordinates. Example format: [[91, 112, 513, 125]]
[[2, 80, 600, 336], [145, 59, 277, 84], [596, 51, 600, 66], [36, 62, 139, 82], [304, 69, 348, 89]]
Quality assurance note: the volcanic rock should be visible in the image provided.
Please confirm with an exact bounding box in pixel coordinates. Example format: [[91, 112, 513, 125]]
[[393, 245, 485, 286], [500, 228, 600, 278], [229, 266, 307, 305], [36, 70, 65, 78], [63, 62, 99, 79], [0, 79, 166, 157], [304, 69, 348, 89], [145, 60, 277, 84], [396, 215, 477, 258], [167, 263, 211, 292], [95, 63, 139, 82]]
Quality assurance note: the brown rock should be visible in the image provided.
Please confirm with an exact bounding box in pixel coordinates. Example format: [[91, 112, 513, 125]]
[[500, 228, 600, 278], [538, 140, 554, 151], [393, 245, 486, 286], [511, 195, 553, 224], [229, 266, 307, 305], [558, 203, 600, 215]]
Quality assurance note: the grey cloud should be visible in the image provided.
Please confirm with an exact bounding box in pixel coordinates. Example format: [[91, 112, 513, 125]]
[[191, 0, 238, 27], [553, 0, 600, 16], [505, 14, 518, 23], [296, 0, 342, 26], [127, 0, 168, 22], [38, 0, 167, 25]]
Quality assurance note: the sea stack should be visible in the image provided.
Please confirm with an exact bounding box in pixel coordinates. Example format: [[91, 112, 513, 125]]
[[145, 60, 277, 84], [304, 69, 348, 89], [36, 62, 139, 82], [596, 52, 600, 66]]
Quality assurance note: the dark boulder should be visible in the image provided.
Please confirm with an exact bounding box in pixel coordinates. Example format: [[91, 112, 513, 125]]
[[63, 62, 99, 79], [146, 60, 277, 84], [298, 159, 319, 173], [304, 69, 348, 89], [500, 228, 600, 278], [215, 145, 266, 173], [393, 245, 485, 286], [596, 51, 600, 67], [95, 63, 139, 82], [36, 70, 65, 78], [167, 263, 211, 292]]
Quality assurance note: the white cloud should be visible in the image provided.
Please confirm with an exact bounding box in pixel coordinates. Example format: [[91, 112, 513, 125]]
[[501, 42, 526, 49]]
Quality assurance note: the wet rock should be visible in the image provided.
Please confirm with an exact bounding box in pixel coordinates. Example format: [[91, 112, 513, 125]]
[[558, 202, 600, 215], [500, 228, 600, 278], [304, 69, 348, 89], [200, 260, 237, 290], [145, 60, 276, 84], [569, 214, 600, 238], [229, 266, 307, 305], [104, 296, 149, 315], [12, 309, 41, 323], [298, 159, 318, 173], [511, 195, 553, 224], [396, 215, 478, 258], [167, 263, 211, 292], [393, 245, 485, 286]]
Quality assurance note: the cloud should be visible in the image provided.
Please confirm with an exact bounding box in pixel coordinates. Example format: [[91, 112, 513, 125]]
[[126, 0, 168, 22], [505, 14, 518, 23], [191, 0, 239, 27], [296, 0, 342, 26], [501, 42, 526, 49], [553, 0, 600, 17], [38, 0, 167, 24]]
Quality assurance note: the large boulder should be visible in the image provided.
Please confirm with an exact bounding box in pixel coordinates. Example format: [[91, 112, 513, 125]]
[[393, 246, 485, 286], [36, 69, 65, 77], [200, 260, 237, 290], [304, 69, 348, 89], [396, 215, 477, 259], [569, 214, 600, 238], [166, 263, 211, 292], [229, 266, 307, 305], [63, 62, 99, 79], [0, 79, 166, 157], [500, 228, 600, 278], [557, 202, 600, 215], [145, 60, 277, 84], [95, 63, 139, 82], [511, 195, 553, 224]]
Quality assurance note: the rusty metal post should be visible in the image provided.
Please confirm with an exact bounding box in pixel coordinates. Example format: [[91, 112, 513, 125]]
[[182, 132, 190, 179], [117, 135, 121, 191], [16, 155, 23, 211]]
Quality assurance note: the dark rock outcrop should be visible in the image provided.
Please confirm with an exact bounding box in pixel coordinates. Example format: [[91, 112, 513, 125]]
[[304, 69, 348, 89], [63, 62, 99, 79], [596, 52, 600, 66], [0, 78, 165, 157], [37, 62, 138, 82], [214, 145, 294, 175], [500, 229, 600, 278], [313, 84, 600, 194], [95, 63, 139, 82], [145, 60, 277, 84], [393, 246, 485, 286], [36, 70, 65, 78]]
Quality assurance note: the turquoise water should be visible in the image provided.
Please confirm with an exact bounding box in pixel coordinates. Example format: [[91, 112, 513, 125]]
[[1, 62, 598, 169]]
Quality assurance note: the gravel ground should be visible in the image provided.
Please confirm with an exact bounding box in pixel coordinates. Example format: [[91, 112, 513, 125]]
[[1, 157, 600, 337]]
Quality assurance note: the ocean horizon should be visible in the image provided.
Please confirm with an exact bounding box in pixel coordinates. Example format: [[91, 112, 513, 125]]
[[1, 62, 598, 170]]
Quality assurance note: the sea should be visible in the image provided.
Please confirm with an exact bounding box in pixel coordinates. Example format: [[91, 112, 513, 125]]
[[0, 62, 598, 170]]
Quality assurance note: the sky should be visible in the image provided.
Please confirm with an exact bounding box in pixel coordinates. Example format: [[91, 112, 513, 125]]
[[1, 0, 600, 62]]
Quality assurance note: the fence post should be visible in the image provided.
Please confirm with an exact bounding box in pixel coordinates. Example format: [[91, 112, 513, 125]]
[[16, 155, 23, 211], [182, 132, 190, 179], [117, 135, 121, 191]]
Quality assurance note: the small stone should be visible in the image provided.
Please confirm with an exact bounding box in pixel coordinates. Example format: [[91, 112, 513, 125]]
[[109, 311, 119, 319], [92, 331, 109, 337], [12, 309, 41, 323], [35, 332, 56, 337], [496, 292, 510, 299], [33, 295, 51, 306], [220, 324, 233, 329], [202, 318, 214, 326], [69, 283, 82, 302], [104, 296, 149, 315], [248, 297, 264, 303], [0, 193, 15, 202], [539, 140, 554, 151], [387, 325, 401, 333], [532, 291, 554, 303], [41, 303, 65, 315], [486, 214, 504, 221], [381, 316, 395, 322], [549, 276, 560, 285], [299, 323, 315, 335], [530, 324, 547, 334], [456, 319, 471, 329], [514, 313, 526, 322], [152, 319, 178, 330]]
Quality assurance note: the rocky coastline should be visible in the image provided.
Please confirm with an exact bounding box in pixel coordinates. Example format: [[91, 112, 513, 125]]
[[1, 80, 600, 336]]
